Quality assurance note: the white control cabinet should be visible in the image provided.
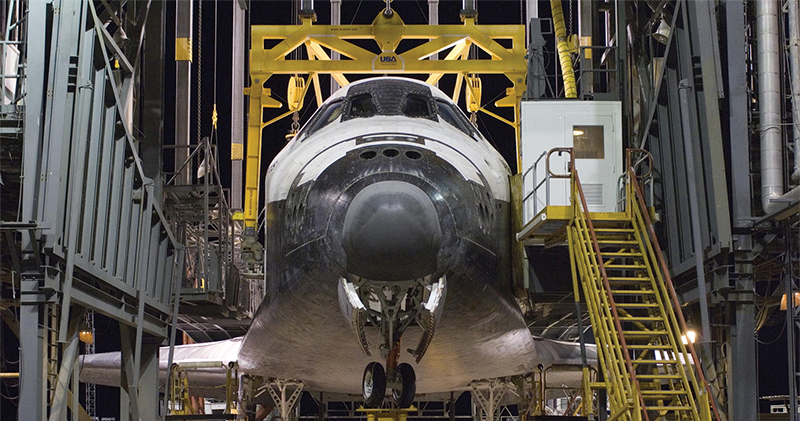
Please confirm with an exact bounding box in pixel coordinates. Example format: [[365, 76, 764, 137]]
[[520, 101, 623, 223]]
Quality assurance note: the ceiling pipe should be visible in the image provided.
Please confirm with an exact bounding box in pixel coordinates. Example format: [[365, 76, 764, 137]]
[[756, 0, 800, 214]]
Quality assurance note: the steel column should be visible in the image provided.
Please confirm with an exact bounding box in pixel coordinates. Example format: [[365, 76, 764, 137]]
[[175, 0, 193, 186], [678, 78, 713, 362], [722, 0, 757, 418], [19, 275, 46, 421], [141, 0, 165, 198], [330, 0, 341, 95], [231, 1, 246, 211]]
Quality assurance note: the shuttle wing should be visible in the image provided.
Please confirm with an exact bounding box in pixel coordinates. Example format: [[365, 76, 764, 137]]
[[78, 335, 595, 396], [79, 337, 242, 400]]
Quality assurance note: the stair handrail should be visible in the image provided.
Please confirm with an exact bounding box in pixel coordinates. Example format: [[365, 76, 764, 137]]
[[572, 167, 647, 420], [521, 150, 548, 219], [521, 147, 575, 225], [626, 169, 722, 421]]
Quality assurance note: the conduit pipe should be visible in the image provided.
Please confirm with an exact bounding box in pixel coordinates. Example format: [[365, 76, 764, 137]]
[[788, 0, 800, 183], [550, 0, 577, 98], [756, 0, 800, 214]]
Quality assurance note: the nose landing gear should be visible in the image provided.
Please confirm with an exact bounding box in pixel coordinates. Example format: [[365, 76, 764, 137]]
[[362, 362, 386, 408], [362, 343, 417, 408], [361, 362, 417, 408], [392, 362, 416, 408], [345, 276, 446, 409]]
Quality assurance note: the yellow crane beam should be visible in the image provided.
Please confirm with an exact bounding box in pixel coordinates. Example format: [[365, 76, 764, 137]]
[[241, 9, 527, 264]]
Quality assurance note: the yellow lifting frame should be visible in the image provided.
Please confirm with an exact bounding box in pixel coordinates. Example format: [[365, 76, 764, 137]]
[[242, 9, 528, 248]]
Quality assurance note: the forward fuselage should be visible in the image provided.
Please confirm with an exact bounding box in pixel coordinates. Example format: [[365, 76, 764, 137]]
[[238, 78, 537, 394]]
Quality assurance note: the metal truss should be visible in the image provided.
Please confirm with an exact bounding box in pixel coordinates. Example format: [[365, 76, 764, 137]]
[[469, 379, 513, 421], [266, 379, 305, 421], [8, 0, 184, 419], [240, 9, 527, 251]]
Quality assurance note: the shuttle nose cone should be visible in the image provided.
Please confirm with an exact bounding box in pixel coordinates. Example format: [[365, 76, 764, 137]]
[[342, 181, 442, 282]]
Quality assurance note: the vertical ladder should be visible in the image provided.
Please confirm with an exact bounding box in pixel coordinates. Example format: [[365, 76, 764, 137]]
[[567, 166, 719, 421], [45, 303, 59, 409]]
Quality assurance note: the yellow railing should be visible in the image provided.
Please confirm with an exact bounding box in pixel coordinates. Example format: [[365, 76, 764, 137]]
[[563, 145, 721, 421], [567, 160, 641, 420], [625, 166, 720, 421]]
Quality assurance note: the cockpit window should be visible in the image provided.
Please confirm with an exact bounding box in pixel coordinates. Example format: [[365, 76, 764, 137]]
[[298, 99, 343, 140], [403, 94, 432, 118], [347, 93, 377, 118], [436, 100, 479, 139]]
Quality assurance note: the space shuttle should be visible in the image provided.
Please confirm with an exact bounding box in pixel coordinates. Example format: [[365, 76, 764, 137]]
[[81, 77, 594, 410]]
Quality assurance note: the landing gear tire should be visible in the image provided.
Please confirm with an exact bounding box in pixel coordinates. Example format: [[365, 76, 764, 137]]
[[392, 363, 416, 408], [363, 362, 386, 408]]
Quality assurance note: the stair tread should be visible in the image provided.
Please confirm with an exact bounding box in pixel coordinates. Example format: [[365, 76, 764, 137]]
[[604, 264, 647, 268], [644, 405, 693, 411], [633, 359, 678, 364], [636, 374, 683, 379], [610, 289, 656, 294], [622, 330, 669, 335], [619, 316, 664, 321], [627, 344, 672, 350], [615, 302, 659, 308], [640, 390, 688, 395]]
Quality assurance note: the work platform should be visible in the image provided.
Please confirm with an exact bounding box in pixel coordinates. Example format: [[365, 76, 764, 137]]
[[517, 148, 718, 421]]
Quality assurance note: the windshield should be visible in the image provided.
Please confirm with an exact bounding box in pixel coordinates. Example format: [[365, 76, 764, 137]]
[[436, 100, 478, 139], [298, 99, 343, 140]]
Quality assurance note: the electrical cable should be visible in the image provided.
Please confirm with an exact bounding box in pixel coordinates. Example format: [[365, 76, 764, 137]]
[[197, 0, 203, 149], [756, 318, 786, 345], [351, 0, 364, 25], [415, 0, 428, 24], [214, 0, 218, 107]]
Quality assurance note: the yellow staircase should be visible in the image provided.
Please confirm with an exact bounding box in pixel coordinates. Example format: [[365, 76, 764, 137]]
[[561, 152, 720, 421]]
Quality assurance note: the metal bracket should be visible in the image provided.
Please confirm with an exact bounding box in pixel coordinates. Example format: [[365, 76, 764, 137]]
[[266, 379, 305, 420], [470, 379, 509, 421]]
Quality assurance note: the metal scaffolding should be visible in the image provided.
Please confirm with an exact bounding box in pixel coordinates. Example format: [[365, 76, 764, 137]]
[[2, 0, 184, 419]]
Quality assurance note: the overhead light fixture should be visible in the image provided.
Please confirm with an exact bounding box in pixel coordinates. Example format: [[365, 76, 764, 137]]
[[113, 27, 130, 48], [780, 292, 800, 311], [79, 313, 94, 345], [654, 19, 670, 45], [680, 330, 696, 345], [572, 129, 585, 136]]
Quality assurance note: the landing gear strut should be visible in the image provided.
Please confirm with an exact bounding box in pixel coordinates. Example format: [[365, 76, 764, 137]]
[[344, 276, 446, 409]]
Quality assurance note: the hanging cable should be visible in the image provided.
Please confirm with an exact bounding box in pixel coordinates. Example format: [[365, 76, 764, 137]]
[[196, 0, 203, 147], [212, 0, 218, 131]]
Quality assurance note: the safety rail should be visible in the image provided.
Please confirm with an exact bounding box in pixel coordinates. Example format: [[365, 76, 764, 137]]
[[576, 45, 620, 99], [626, 169, 721, 421], [163, 137, 237, 300], [564, 146, 719, 421], [521, 148, 574, 224], [168, 361, 240, 417], [568, 166, 640, 420], [618, 148, 654, 212]]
